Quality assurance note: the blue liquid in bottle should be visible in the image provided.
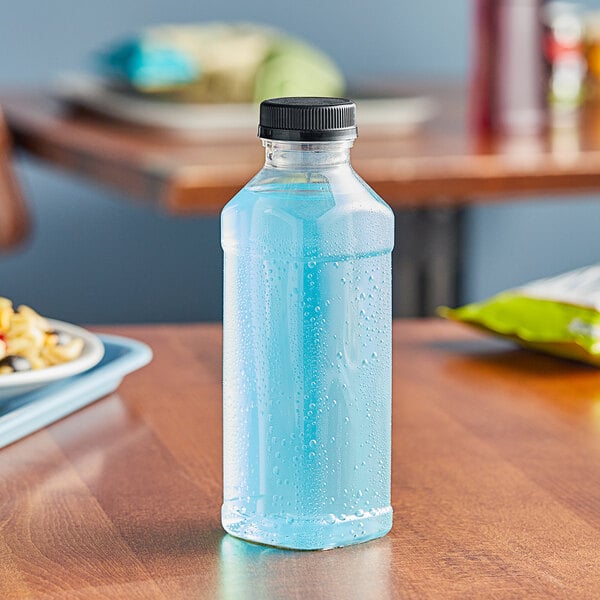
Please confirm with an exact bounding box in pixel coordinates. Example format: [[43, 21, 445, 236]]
[[221, 98, 394, 550]]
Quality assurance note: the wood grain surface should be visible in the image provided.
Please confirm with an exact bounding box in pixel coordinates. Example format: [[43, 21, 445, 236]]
[[5, 87, 600, 213], [1, 320, 600, 599]]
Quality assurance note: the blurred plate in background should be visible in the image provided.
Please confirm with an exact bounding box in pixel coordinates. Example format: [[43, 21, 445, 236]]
[[55, 73, 438, 137]]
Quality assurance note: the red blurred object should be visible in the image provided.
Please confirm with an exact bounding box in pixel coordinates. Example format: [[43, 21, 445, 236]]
[[544, 35, 582, 63], [471, 0, 547, 136]]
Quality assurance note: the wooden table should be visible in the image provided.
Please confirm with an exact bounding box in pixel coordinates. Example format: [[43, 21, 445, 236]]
[[2, 320, 600, 598], [4, 87, 600, 213]]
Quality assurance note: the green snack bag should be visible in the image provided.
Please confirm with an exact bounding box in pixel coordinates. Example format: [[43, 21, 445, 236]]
[[439, 265, 600, 366]]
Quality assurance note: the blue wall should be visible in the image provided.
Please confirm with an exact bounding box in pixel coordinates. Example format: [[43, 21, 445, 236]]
[[463, 196, 600, 299], [1, 0, 598, 322]]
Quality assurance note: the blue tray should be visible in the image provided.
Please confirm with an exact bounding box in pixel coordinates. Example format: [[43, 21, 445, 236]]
[[0, 334, 153, 449]]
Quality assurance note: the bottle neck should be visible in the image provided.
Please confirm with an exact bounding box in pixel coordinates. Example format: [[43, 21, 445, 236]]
[[262, 139, 354, 169]]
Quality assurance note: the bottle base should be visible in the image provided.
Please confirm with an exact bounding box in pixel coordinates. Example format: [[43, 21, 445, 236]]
[[221, 503, 393, 550]]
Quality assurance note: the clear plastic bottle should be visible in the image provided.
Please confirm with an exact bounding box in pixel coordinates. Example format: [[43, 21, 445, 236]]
[[221, 98, 394, 550]]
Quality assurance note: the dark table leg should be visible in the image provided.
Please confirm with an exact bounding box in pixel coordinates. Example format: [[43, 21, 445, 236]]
[[392, 206, 463, 317]]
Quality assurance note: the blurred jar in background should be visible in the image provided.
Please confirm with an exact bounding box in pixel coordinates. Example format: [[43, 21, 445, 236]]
[[584, 12, 600, 99], [471, 0, 547, 137], [581, 12, 600, 146], [543, 2, 586, 121]]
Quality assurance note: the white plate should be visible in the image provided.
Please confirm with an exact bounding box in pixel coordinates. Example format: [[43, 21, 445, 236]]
[[0, 319, 104, 401], [54, 73, 438, 137]]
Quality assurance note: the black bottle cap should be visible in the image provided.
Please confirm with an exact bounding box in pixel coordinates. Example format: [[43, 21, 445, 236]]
[[258, 97, 357, 142]]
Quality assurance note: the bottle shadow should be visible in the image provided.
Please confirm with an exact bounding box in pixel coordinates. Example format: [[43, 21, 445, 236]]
[[428, 337, 598, 377], [425, 337, 600, 422]]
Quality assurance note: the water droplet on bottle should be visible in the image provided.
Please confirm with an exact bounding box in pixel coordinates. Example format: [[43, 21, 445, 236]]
[[272, 466, 280, 475], [371, 351, 378, 359], [362, 358, 369, 366], [307, 260, 316, 268], [309, 439, 317, 448], [336, 351, 343, 359]]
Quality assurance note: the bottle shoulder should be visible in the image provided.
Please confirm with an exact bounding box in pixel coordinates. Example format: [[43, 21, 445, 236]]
[[221, 166, 394, 256], [348, 167, 394, 216], [223, 165, 392, 216]]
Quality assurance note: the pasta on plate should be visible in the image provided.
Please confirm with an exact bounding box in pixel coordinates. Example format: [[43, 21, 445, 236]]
[[0, 298, 84, 374]]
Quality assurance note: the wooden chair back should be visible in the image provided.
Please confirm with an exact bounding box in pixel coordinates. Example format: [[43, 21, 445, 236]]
[[0, 108, 28, 250]]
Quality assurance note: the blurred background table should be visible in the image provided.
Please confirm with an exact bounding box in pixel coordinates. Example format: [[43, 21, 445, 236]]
[[4, 84, 600, 316], [2, 319, 600, 598]]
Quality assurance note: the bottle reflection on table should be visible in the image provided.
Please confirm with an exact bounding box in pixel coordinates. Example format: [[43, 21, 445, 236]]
[[218, 534, 392, 600]]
